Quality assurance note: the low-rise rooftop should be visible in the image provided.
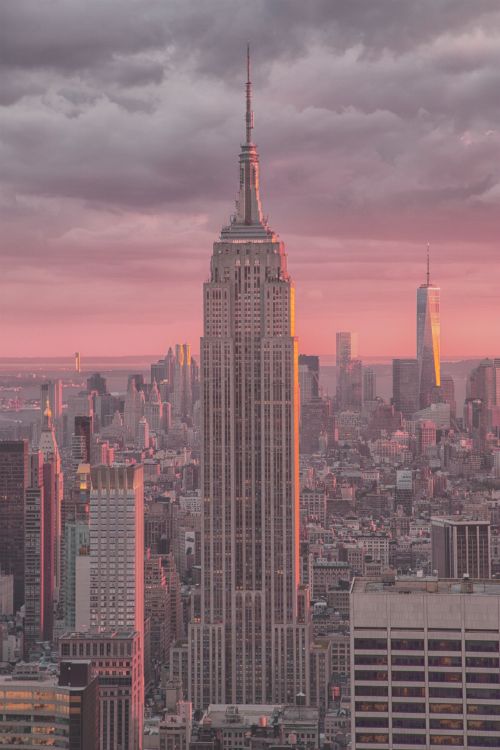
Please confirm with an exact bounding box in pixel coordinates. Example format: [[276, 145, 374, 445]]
[[352, 576, 500, 596]]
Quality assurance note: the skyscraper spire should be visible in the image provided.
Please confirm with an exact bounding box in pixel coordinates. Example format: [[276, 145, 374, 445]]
[[246, 43, 253, 144], [221, 44, 271, 238], [43, 398, 52, 429], [426, 243, 431, 286]]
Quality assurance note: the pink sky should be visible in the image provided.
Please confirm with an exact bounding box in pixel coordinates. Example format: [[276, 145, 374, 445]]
[[1, 1, 499, 358]]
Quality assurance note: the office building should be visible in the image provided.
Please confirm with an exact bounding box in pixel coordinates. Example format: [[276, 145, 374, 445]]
[[144, 553, 171, 674], [413, 401, 450, 429], [417, 250, 440, 408], [24, 449, 59, 656], [60, 631, 142, 750], [87, 372, 107, 395], [60, 462, 90, 622], [188, 50, 310, 709], [89, 464, 144, 636], [417, 419, 437, 455], [392, 359, 419, 418], [439, 374, 456, 420], [144, 379, 164, 433], [336, 333, 362, 411], [431, 517, 491, 579], [190, 703, 319, 750], [300, 397, 333, 455], [299, 354, 320, 404], [66, 392, 93, 446], [24, 451, 45, 656], [173, 343, 193, 421], [0, 661, 98, 750], [351, 577, 500, 749], [0, 439, 29, 612], [124, 377, 145, 441], [494, 449, 500, 479], [336, 332, 358, 366], [394, 469, 413, 517], [64, 520, 90, 629], [0, 574, 13, 616], [467, 358, 500, 432], [41, 379, 63, 421], [136, 416, 150, 450], [151, 347, 175, 394], [74, 416, 92, 465], [363, 368, 376, 403], [39, 400, 64, 601]]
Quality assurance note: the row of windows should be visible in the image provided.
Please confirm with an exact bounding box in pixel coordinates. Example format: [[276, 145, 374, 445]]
[[355, 638, 500, 652]]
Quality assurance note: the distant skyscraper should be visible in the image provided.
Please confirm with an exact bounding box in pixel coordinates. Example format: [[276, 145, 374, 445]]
[[41, 380, 63, 422], [392, 358, 419, 417], [151, 347, 176, 395], [189, 49, 310, 709], [337, 359, 363, 412], [144, 380, 163, 434], [72, 415, 92, 481], [336, 332, 362, 411], [439, 373, 456, 419], [298, 355, 320, 405], [66, 392, 93, 446], [136, 416, 149, 450], [75, 351, 81, 373], [86, 372, 107, 395], [39, 401, 64, 595], [362, 367, 376, 403], [336, 332, 358, 367], [173, 344, 193, 421], [0, 440, 29, 611], [417, 248, 440, 408], [124, 377, 145, 441], [467, 358, 500, 433]]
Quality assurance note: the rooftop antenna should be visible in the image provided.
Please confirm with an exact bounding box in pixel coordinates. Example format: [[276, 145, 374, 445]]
[[426, 243, 430, 286], [246, 42, 253, 144]]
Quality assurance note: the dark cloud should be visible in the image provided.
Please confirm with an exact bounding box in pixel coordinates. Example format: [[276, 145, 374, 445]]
[[0, 1, 499, 355]]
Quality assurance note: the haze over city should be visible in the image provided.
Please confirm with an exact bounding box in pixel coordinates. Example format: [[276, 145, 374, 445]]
[[1, 1, 500, 357]]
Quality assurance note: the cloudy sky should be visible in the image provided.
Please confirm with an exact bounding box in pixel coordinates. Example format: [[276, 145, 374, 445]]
[[1, 0, 499, 358]]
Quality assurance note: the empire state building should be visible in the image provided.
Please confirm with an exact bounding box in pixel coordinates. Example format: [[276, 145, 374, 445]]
[[188, 50, 310, 709]]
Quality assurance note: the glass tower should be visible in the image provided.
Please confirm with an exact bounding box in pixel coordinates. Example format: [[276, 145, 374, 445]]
[[417, 249, 440, 409]]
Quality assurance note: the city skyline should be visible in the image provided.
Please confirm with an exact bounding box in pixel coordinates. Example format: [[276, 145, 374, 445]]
[[1, 5, 500, 749], [1, 2, 500, 357]]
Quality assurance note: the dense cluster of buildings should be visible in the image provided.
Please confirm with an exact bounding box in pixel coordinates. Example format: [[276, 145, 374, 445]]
[[0, 55, 499, 750]]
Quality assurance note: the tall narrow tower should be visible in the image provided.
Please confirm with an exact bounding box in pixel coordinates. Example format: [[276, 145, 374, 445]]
[[417, 247, 440, 408], [188, 48, 310, 709]]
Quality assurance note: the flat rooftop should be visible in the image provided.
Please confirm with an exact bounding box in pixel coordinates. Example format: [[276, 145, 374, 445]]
[[203, 704, 281, 728], [352, 577, 500, 596], [59, 629, 137, 640], [431, 516, 490, 526]]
